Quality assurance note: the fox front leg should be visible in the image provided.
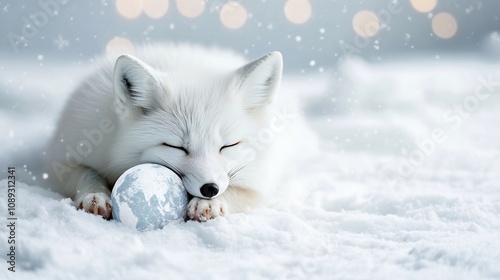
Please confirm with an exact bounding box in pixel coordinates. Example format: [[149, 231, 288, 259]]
[[186, 186, 260, 222], [64, 166, 113, 219]]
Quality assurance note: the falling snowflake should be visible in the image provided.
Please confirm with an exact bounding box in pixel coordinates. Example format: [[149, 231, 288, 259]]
[[491, 32, 500, 42], [53, 34, 70, 50], [208, 0, 224, 12]]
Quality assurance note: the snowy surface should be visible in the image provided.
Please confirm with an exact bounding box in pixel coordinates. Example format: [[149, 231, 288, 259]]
[[1, 56, 500, 279]]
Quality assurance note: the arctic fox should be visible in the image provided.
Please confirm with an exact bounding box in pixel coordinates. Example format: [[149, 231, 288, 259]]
[[44, 44, 287, 221]]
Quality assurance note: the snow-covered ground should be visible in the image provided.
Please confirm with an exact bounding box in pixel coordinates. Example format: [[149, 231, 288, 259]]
[[1, 56, 500, 279]]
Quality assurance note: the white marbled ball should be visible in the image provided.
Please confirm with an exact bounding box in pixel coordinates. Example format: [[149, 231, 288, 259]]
[[111, 164, 188, 231]]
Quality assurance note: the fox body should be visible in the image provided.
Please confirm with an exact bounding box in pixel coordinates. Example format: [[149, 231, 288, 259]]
[[45, 44, 285, 221]]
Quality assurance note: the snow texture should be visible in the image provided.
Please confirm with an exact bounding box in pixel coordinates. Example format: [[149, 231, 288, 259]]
[[1, 57, 500, 279]]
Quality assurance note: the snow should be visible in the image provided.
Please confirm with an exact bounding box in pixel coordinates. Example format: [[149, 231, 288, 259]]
[[1, 56, 500, 279]]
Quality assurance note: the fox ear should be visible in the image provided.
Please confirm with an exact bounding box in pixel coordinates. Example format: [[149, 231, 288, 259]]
[[236, 51, 283, 110], [113, 54, 163, 115]]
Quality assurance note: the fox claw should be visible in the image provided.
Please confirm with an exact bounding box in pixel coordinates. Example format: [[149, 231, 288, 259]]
[[76, 193, 112, 220], [187, 197, 226, 222]]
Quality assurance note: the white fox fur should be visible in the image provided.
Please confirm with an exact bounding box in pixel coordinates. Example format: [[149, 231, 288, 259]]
[[44, 44, 291, 221]]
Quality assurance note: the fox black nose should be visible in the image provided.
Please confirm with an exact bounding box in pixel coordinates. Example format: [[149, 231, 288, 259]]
[[200, 183, 219, 198]]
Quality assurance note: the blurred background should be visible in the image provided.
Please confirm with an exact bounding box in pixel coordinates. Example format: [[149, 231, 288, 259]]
[[1, 0, 500, 70]]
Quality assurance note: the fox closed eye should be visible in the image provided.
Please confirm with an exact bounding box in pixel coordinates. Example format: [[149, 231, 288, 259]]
[[162, 143, 189, 154], [220, 142, 240, 152]]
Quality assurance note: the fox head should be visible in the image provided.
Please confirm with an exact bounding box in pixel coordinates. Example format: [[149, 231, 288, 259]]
[[110, 51, 283, 199]]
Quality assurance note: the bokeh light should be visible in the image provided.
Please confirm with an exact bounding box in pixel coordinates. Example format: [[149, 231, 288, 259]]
[[176, 0, 205, 18], [116, 0, 143, 19], [143, 0, 169, 19], [220, 2, 248, 30], [410, 0, 437, 13], [352, 10, 380, 38], [106, 37, 135, 55], [432, 12, 458, 39], [284, 0, 312, 24]]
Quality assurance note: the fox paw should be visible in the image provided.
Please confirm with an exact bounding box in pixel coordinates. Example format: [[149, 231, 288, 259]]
[[187, 197, 227, 222], [76, 193, 112, 220]]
